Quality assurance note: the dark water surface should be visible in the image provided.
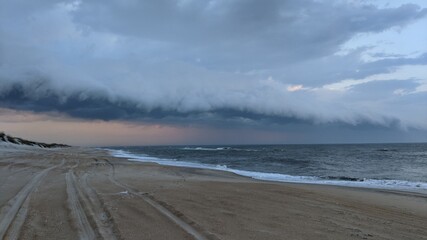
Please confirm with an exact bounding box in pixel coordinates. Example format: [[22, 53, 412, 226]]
[[108, 143, 427, 192]]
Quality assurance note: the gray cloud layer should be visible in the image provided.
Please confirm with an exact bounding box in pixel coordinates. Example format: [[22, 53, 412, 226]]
[[1, 0, 427, 134], [73, 0, 427, 69]]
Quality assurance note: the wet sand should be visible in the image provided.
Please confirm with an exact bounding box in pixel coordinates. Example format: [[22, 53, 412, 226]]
[[0, 146, 426, 240]]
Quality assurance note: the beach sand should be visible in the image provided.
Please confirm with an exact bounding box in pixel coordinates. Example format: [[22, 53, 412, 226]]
[[0, 146, 426, 240]]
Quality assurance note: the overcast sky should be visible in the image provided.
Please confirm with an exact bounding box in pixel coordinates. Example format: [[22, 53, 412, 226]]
[[0, 0, 426, 146]]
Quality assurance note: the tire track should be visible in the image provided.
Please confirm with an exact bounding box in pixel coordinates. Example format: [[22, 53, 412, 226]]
[[79, 173, 118, 240], [66, 170, 96, 240], [0, 160, 64, 239], [4, 193, 30, 240], [104, 159, 211, 240], [66, 164, 119, 240], [103, 160, 128, 191]]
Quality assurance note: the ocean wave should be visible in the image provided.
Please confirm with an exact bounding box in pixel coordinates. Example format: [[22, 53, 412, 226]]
[[107, 149, 427, 193], [322, 176, 365, 182], [181, 147, 229, 151], [181, 147, 258, 152]]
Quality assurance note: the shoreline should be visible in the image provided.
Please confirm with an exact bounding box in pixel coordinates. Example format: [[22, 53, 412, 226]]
[[108, 148, 427, 195], [1, 146, 427, 239]]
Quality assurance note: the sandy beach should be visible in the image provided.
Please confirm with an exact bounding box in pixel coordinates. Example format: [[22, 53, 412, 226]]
[[1, 146, 426, 240]]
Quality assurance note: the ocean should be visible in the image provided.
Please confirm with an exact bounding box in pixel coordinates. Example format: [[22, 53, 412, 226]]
[[107, 143, 427, 193]]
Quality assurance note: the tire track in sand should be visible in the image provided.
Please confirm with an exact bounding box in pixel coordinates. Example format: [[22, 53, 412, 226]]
[[4, 192, 31, 240], [103, 159, 211, 240], [66, 162, 118, 240], [79, 172, 118, 240], [0, 160, 64, 239], [66, 170, 96, 240]]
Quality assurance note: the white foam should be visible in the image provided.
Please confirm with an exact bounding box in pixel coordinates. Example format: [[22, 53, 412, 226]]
[[181, 147, 229, 151], [107, 149, 427, 194], [181, 147, 258, 152]]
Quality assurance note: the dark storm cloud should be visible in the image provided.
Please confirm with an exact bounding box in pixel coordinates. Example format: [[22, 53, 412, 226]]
[[0, 79, 313, 125], [0, 78, 407, 131], [0, 0, 427, 132]]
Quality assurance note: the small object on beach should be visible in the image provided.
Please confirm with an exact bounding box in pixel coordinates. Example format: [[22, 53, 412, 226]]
[[119, 190, 129, 195]]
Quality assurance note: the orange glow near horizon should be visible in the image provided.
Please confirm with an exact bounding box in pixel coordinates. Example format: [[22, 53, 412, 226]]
[[0, 108, 289, 146], [0, 108, 191, 146]]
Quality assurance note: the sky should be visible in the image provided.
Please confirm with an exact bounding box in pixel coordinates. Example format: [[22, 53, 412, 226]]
[[0, 0, 426, 146]]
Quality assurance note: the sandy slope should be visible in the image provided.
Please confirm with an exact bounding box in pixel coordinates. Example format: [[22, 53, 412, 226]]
[[0, 147, 426, 240]]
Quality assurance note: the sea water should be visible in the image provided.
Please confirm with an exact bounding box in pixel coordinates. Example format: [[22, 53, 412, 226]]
[[107, 143, 427, 193]]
